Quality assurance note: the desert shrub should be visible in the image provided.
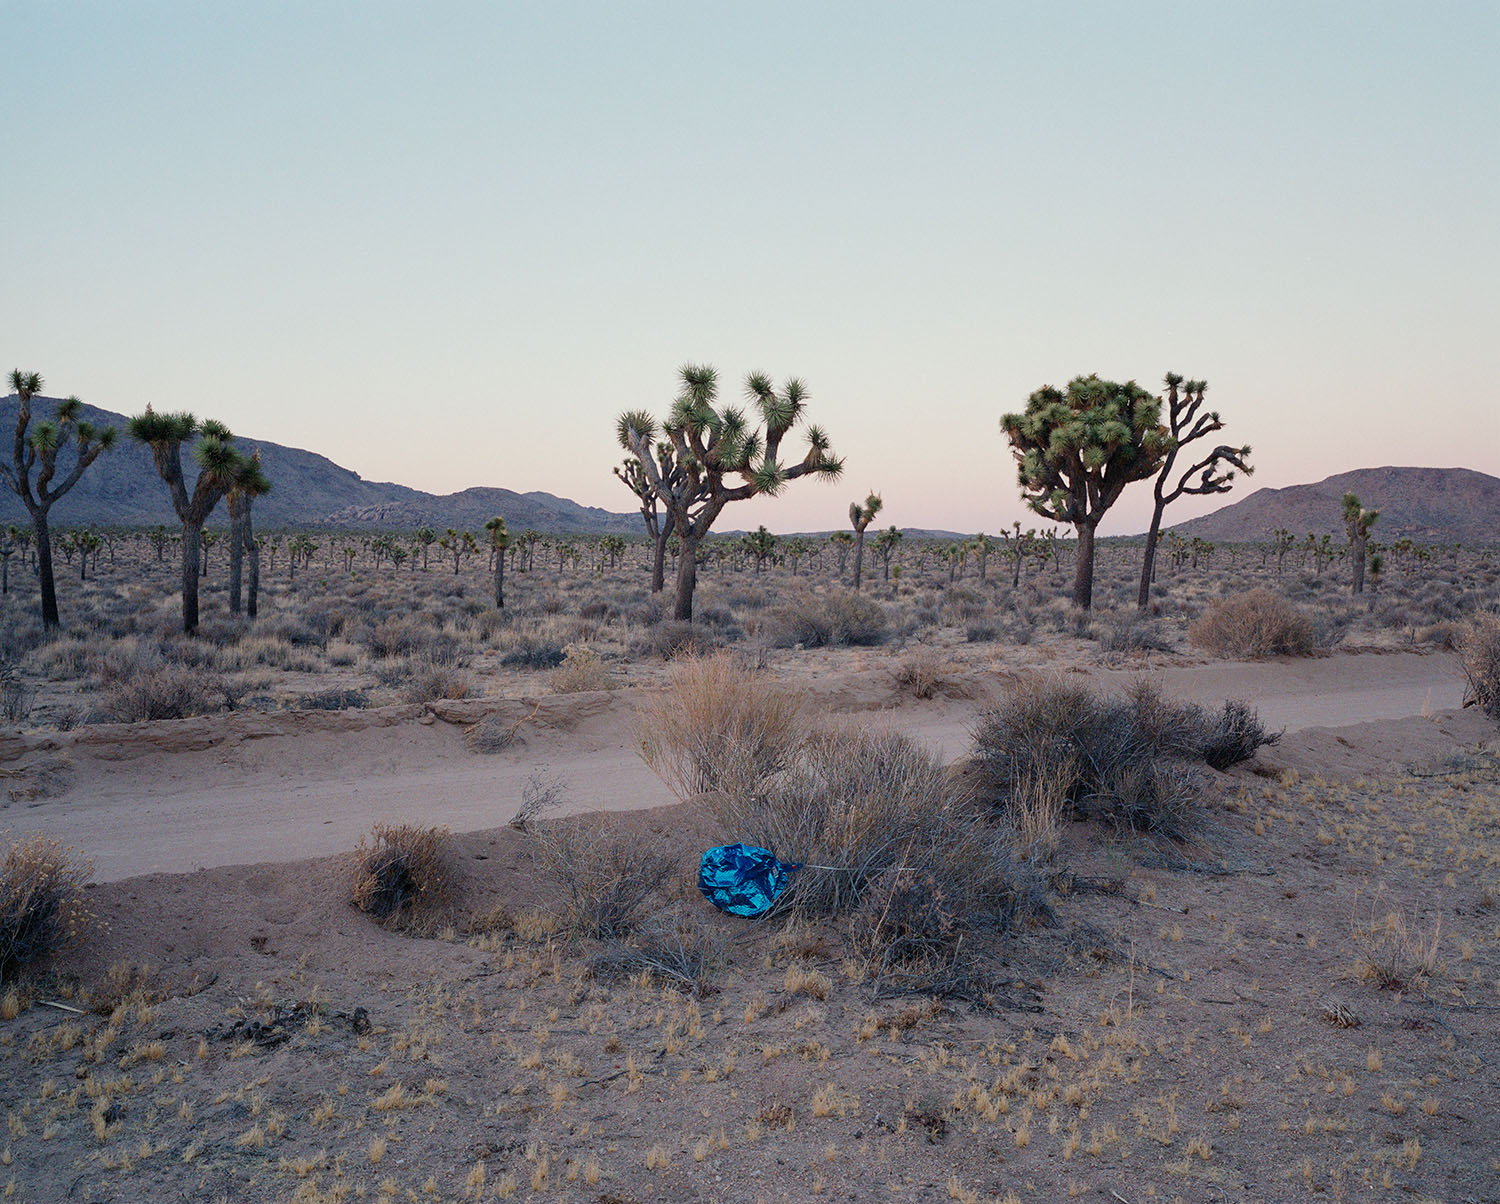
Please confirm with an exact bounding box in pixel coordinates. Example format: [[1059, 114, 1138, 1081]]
[[401, 661, 472, 703], [638, 652, 804, 800], [1457, 612, 1500, 720], [1199, 699, 1281, 770], [1188, 589, 1315, 658], [973, 678, 1262, 839], [705, 728, 1044, 926], [529, 818, 673, 938], [590, 906, 726, 995], [464, 712, 522, 754], [366, 616, 459, 663], [296, 687, 370, 711], [1, 834, 94, 983], [892, 649, 944, 699], [964, 620, 1002, 643], [550, 645, 618, 694], [351, 824, 451, 924], [498, 629, 569, 668], [102, 663, 232, 721], [763, 591, 887, 648], [627, 619, 720, 660]]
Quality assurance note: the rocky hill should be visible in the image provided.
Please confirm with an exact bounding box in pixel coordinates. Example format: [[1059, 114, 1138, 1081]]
[[1171, 466, 1500, 544], [0, 395, 640, 533]]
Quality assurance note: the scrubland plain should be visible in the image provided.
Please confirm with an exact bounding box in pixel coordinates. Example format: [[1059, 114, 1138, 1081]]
[[1, 530, 1497, 1204]]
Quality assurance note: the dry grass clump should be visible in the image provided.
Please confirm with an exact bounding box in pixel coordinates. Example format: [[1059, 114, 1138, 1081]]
[[974, 679, 1273, 841], [638, 652, 803, 800], [529, 818, 673, 938], [1, 833, 94, 983], [849, 869, 965, 994], [1351, 899, 1442, 992], [591, 906, 726, 995], [892, 649, 945, 699], [400, 660, 472, 703], [549, 645, 618, 694], [350, 824, 452, 925], [1188, 589, 1315, 658], [762, 590, 887, 648], [1457, 612, 1500, 720], [101, 662, 232, 722]]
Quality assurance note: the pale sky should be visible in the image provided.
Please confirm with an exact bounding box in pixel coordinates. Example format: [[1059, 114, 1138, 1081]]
[[5, 2, 1496, 535]]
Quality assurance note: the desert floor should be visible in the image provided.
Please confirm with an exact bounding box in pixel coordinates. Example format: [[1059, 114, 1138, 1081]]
[[2, 634, 1498, 1204], [1, 538, 1498, 1203]]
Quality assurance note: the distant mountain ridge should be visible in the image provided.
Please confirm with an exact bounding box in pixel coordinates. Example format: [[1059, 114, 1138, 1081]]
[[1170, 466, 1500, 544], [0, 395, 640, 534]]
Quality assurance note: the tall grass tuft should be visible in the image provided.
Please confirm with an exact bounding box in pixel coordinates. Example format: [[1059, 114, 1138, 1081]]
[[638, 652, 804, 801]]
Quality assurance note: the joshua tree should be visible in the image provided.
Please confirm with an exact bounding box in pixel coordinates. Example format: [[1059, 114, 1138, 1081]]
[[829, 529, 854, 578], [743, 525, 776, 574], [614, 455, 677, 592], [1136, 375, 1252, 609], [415, 526, 436, 571], [226, 450, 271, 617], [873, 525, 902, 581], [1, 372, 117, 628], [848, 492, 882, 590], [1272, 527, 1295, 575], [484, 515, 510, 607], [598, 534, 626, 572], [970, 532, 994, 582], [617, 364, 842, 621], [1343, 492, 1379, 595], [127, 407, 243, 633], [1002, 375, 1170, 610]]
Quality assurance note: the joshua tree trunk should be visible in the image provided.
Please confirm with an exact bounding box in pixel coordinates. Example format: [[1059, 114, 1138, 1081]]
[[228, 500, 244, 615], [651, 511, 676, 592], [1137, 505, 1166, 610], [33, 510, 59, 630], [1073, 522, 1097, 610], [246, 533, 260, 619], [493, 550, 505, 608], [182, 520, 203, 633], [852, 530, 866, 591], [673, 538, 699, 622]]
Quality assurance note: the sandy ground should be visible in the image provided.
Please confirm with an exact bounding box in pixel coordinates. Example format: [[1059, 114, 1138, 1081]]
[[1, 647, 1497, 1204], [0, 650, 1466, 883]]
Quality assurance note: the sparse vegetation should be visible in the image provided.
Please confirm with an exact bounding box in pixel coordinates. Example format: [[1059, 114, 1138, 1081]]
[[350, 823, 452, 925], [529, 817, 673, 938], [1457, 611, 1500, 720], [0, 833, 93, 983], [1188, 589, 1316, 658]]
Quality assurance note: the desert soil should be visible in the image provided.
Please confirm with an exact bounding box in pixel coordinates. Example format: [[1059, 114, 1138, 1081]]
[[1, 646, 1497, 1204]]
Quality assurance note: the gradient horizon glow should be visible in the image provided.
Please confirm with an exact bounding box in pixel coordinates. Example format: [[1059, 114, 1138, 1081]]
[[6, 2, 1496, 535]]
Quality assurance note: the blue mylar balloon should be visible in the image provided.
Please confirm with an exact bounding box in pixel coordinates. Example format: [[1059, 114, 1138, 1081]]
[[697, 842, 798, 917]]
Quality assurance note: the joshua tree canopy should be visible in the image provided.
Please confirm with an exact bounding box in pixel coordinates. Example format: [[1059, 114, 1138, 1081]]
[[1001, 374, 1170, 609]]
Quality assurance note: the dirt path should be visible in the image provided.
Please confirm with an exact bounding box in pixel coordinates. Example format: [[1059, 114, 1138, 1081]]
[[0, 650, 1467, 883]]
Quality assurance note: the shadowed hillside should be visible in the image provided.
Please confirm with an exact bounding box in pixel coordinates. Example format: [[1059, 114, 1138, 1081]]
[[0, 395, 639, 533], [1171, 466, 1500, 544]]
